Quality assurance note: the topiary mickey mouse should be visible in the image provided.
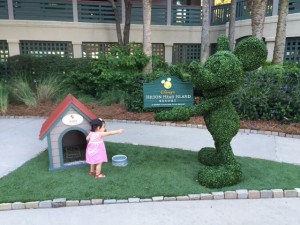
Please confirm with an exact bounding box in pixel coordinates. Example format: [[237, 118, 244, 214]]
[[189, 35, 267, 188]]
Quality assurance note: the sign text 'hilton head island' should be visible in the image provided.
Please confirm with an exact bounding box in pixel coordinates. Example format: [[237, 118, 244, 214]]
[[143, 76, 194, 108]]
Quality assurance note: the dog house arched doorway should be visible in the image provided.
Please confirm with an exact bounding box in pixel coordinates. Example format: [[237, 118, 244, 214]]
[[60, 128, 88, 167]]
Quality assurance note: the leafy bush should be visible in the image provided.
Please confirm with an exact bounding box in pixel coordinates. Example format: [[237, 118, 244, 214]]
[[217, 34, 230, 51], [232, 65, 300, 122], [154, 106, 192, 122], [99, 89, 127, 106], [7, 55, 91, 80]]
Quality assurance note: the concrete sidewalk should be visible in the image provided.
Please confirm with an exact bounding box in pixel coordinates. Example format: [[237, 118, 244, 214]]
[[0, 117, 300, 225]]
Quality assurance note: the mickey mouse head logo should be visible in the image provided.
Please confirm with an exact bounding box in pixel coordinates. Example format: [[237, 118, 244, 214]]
[[161, 77, 172, 89]]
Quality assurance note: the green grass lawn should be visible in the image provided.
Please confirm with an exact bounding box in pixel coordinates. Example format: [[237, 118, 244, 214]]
[[1, 142, 300, 203]]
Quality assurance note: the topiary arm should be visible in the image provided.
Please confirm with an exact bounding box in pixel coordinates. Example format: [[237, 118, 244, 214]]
[[194, 96, 227, 116]]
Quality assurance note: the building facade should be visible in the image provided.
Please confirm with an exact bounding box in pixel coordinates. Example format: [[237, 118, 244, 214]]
[[0, 0, 300, 67]]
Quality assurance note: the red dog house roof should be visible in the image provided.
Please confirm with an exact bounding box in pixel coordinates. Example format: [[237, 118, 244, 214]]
[[39, 94, 98, 140]]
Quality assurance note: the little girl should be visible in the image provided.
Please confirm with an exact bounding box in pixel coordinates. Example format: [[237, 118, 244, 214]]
[[86, 118, 124, 178]]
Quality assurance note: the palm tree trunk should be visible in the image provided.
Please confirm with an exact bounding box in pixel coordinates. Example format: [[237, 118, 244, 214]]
[[229, 0, 236, 51], [143, 0, 152, 73], [108, 0, 123, 45], [272, 0, 289, 65], [201, 0, 210, 64], [251, 0, 267, 40], [123, 0, 132, 45]]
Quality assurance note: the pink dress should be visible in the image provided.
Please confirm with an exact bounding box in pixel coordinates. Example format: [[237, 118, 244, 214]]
[[85, 132, 108, 164]]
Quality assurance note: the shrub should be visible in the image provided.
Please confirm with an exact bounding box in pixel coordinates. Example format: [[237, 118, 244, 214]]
[[9, 74, 37, 107], [217, 34, 230, 51], [190, 35, 266, 188], [154, 106, 191, 122], [7, 55, 91, 80], [232, 65, 300, 122], [99, 89, 127, 106], [36, 74, 64, 103]]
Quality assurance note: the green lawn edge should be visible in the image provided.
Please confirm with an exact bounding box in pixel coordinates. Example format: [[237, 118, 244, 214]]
[[1, 142, 300, 203]]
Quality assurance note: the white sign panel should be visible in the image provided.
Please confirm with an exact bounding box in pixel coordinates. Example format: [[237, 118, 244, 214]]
[[62, 114, 83, 126]]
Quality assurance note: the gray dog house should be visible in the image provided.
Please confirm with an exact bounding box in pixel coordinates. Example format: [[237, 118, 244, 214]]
[[39, 94, 98, 171]]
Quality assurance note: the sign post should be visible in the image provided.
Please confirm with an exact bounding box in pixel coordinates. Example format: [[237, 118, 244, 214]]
[[143, 76, 194, 108]]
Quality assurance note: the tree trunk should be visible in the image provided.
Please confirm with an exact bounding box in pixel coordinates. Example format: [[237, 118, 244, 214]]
[[272, 0, 289, 65], [229, 0, 236, 51], [108, 0, 123, 45], [201, 0, 210, 64], [251, 0, 267, 40], [123, 0, 132, 45], [143, 0, 152, 73]]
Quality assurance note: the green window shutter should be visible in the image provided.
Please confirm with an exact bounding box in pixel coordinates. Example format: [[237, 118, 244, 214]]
[[82, 42, 118, 59], [20, 41, 73, 58], [172, 43, 201, 64], [285, 37, 300, 63]]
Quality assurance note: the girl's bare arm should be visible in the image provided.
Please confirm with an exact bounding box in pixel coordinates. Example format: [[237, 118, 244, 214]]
[[100, 129, 124, 138]]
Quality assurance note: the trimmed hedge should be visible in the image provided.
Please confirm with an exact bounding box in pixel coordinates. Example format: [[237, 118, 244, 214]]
[[190, 35, 267, 188]]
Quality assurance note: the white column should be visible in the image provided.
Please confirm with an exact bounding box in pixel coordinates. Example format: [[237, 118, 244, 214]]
[[167, 0, 171, 25], [72, 41, 82, 58], [265, 37, 275, 61], [72, 0, 78, 22], [165, 43, 173, 64], [272, 0, 279, 16], [7, 0, 14, 20], [7, 40, 20, 56]]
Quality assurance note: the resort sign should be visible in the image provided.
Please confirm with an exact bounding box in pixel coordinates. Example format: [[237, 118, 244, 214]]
[[143, 76, 194, 108]]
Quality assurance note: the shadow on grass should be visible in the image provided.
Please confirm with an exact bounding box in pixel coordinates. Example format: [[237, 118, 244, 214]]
[[1, 142, 300, 203]]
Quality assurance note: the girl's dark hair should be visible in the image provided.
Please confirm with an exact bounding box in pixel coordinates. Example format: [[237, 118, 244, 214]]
[[90, 118, 105, 132]]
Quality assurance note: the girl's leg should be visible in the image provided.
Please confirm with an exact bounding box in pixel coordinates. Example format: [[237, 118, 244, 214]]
[[89, 164, 95, 174], [95, 163, 105, 178], [95, 163, 102, 175]]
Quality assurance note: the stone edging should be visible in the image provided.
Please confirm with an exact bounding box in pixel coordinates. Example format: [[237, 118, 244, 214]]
[[1, 116, 300, 139], [0, 188, 299, 211]]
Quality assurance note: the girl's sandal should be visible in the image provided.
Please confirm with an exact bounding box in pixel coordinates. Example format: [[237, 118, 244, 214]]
[[89, 171, 95, 175], [95, 174, 106, 178]]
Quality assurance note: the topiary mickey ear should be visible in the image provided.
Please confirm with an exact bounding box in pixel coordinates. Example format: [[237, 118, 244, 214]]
[[233, 36, 268, 71]]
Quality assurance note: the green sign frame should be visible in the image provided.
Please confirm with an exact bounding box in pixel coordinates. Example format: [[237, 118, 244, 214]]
[[143, 76, 194, 108]]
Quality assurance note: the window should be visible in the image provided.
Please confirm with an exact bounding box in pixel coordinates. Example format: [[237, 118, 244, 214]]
[[20, 41, 73, 57], [173, 43, 201, 64], [285, 37, 300, 63], [82, 42, 118, 59]]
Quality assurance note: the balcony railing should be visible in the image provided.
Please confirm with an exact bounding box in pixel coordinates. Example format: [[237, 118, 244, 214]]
[[212, 0, 273, 25], [172, 5, 202, 26], [235, 0, 273, 21], [78, 1, 116, 23], [0, 0, 299, 26], [13, 0, 73, 21], [289, 0, 300, 14], [131, 4, 167, 25]]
